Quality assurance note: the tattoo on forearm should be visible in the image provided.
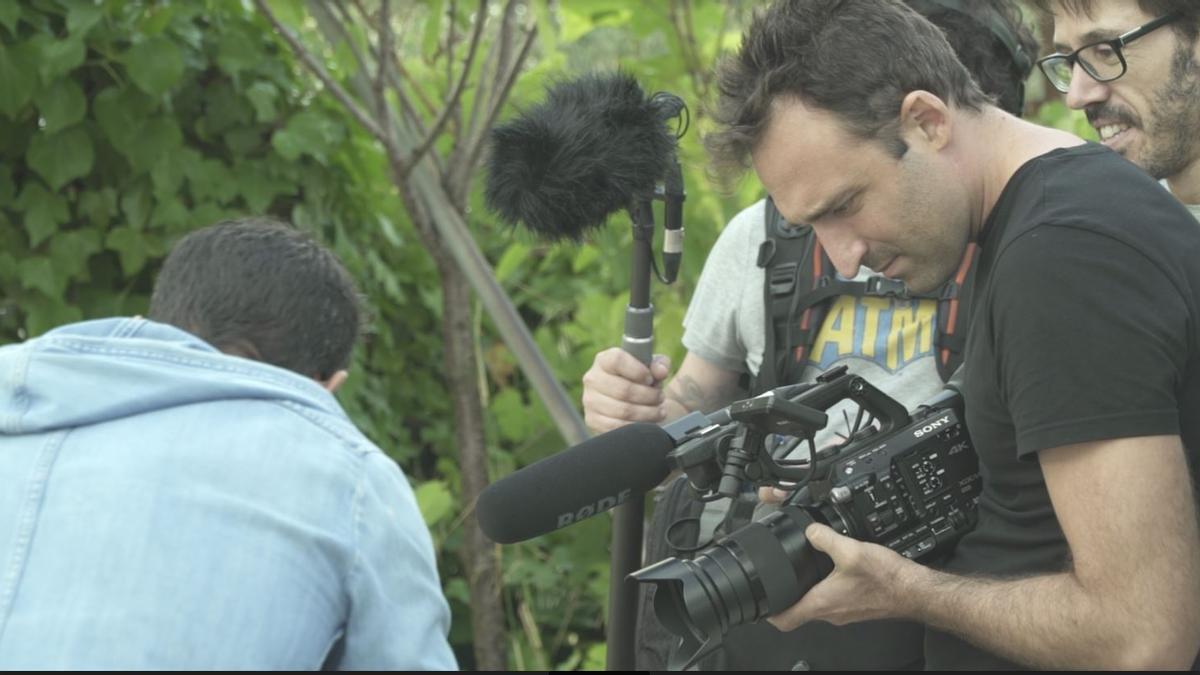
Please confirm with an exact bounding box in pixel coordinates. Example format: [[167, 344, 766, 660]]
[[667, 374, 740, 414]]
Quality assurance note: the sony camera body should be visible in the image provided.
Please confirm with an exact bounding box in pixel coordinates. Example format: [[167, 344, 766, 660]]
[[633, 365, 981, 670]]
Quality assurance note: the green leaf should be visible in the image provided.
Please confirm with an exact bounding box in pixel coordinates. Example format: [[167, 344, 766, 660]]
[[378, 214, 404, 247], [244, 81, 278, 123], [0, 251, 16, 285], [31, 33, 87, 82], [66, 1, 105, 37], [422, 0, 446, 55], [414, 480, 455, 527], [124, 37, 184, 97], [216, 26, 260, 76], [222, 127, 262, 157], [120, 182, 151, 230], [19, 256, 66, 298], [22, 294, 83, 337], [572, 245, 601, 273], [149, 151, 186, 198], [271, 110, 345, 164], [491, 388, 535, 443], [0, 165, 14, 208], [121, 116, 182, 171], [138, 5, 175, 36], [35, 79, 87, 134], [495, 242, 530, 283], [27, 127, 94, 191], [106, 226, 148, 276], [189, 201, 225, 229], [0, 42, 37, 119], [49, 229, 102, 282], [77, 188, 118, 228], [200, 81, 253, 134], [15, 182, 69, 247], [235, 163, 289, 213], [186, 157, 237, 204], [93, 86, 156, 149], [0, 3, 19, 35], [151, 197, 189, 231]]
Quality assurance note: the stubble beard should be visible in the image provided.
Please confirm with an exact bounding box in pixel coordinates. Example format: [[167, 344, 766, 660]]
[[1138, 42, 1200, 181]]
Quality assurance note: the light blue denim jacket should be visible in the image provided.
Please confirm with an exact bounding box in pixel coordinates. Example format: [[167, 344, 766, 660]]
[[0, 318, 457, 669]]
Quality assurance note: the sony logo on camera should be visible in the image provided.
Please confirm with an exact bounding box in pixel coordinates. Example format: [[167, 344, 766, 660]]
[[557, 488, 633, 528], [912, 413, 952, 439]]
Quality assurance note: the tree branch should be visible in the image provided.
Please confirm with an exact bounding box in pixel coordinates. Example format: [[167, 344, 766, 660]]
[[404, 0, 487, 174], [455, 20, 535, 195], [375, 0, 399, 156], [254, 0, 390, 142]]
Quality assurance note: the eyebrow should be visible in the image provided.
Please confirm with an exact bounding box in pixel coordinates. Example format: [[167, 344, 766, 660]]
[[800, 185, 864, 224], [1053, 28, 1124, 53]]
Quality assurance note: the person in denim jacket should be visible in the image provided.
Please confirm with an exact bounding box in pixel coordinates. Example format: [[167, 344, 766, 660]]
[[0, 218, 456, 670]]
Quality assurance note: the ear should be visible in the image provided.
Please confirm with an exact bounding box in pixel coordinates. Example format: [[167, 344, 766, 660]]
[[899, 90, 952, 152], [320, 369, 349, 393]]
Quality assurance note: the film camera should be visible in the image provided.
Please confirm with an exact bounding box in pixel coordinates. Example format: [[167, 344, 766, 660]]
[[632, 365, 982, 670]]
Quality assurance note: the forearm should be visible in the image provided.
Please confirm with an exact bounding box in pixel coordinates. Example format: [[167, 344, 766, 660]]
[[663, 369, 742, 420], [904, 564, 1196, 669]]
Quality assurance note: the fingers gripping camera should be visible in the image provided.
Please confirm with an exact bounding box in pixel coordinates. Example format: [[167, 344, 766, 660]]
[[632, 366, 982, 670]]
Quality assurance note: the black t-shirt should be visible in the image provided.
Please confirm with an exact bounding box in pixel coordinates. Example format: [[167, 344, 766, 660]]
[[924, 144, 1200, 669]]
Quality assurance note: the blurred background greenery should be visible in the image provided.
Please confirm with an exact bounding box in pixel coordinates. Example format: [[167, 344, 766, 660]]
[[0, 0, 1092, 669]]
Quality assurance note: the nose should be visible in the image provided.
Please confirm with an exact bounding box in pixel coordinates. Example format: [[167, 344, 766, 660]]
[[1064, 61, 1111, 110], [810, 223, 867, 278]]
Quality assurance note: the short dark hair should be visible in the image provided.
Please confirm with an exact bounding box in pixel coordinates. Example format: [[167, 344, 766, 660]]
[[908, 0, 1039, 116], [149, 217, 362, 380], [707, 0, 992, 178], [1032, 0, 1200, 45]]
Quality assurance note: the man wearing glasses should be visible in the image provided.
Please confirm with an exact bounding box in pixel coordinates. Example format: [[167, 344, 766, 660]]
[[706, 0, 1200, 669], [1036, 1, 1200, 219]]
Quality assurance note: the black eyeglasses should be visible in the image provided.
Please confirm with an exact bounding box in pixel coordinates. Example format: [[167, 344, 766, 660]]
[[1037, 12, 1181, 93]]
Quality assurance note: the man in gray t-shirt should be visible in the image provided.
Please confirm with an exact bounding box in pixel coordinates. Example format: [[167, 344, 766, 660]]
[[582, 0, 1036, 458]]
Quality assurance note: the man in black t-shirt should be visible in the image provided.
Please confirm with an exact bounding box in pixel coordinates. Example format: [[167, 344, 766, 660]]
[[706, 0, 1200, 669]]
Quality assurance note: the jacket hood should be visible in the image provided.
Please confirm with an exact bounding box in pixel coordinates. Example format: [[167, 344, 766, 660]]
[[0, 318, 346, 435]]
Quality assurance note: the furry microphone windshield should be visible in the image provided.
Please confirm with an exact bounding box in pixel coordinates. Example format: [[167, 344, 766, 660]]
[[484, 71, 677, 241]]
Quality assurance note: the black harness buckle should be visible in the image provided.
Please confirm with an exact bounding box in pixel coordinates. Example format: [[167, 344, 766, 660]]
[[865, 276, 909, 298]]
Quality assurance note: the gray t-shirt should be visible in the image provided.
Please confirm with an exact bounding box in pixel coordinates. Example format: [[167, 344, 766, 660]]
[[682, 199, 947, 451]]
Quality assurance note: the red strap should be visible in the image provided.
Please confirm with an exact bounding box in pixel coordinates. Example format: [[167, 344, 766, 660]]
[[939, 243, 978, 366], [793, 239, 826, 364]]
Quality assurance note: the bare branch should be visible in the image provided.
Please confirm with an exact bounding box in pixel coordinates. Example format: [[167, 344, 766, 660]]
[[321, 1, 374, 88], [375, 0, 399, 153], [348, 0, 370, 24], [455, 20, 536, 192], [255, 0, 390, 142], [447, 0, 458, 85], [391, 52, 441, 117], [404, 0, 488, 173], [474, 0, 518, 135]]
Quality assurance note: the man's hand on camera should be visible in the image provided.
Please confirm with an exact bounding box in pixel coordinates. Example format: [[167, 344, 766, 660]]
[[581, 348, 672, 433], [767, 522, 923, 631], [758, 485, 793, 505]]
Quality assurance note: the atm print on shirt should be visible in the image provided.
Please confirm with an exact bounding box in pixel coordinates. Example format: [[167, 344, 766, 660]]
[[808, 295, 938, 372]]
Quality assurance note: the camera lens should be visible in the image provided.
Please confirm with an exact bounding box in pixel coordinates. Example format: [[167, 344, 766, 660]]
[[631, 505, 834, 670]]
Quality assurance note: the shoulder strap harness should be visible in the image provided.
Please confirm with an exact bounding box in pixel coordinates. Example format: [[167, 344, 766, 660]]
[[753, 197, 977, 394]]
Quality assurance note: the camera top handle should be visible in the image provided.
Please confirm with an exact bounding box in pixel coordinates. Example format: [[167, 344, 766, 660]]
[[730, 366, 914, 496]]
